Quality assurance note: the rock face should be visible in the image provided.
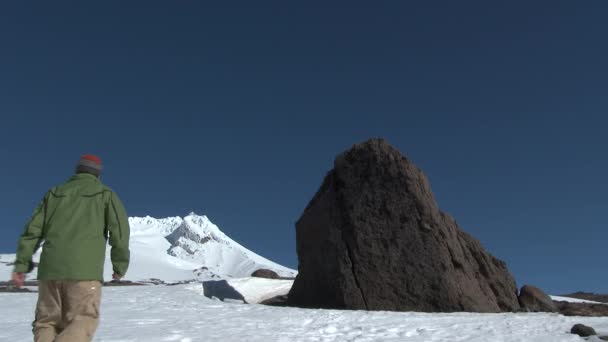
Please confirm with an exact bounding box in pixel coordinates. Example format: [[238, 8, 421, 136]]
[[251, 269, 280, 279], [287, 139, 520, 312], [518, 285, 557, 312]]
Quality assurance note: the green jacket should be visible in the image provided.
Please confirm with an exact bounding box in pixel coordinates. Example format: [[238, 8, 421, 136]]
[[14, 173, 130, 281]]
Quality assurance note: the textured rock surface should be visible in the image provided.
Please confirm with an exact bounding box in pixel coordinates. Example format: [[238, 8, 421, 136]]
[[287, 138, 520, 312], [518, 285, 558, 312]]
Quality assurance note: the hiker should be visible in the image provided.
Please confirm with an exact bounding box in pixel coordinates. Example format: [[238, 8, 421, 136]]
[[12, 154, 130, 342]]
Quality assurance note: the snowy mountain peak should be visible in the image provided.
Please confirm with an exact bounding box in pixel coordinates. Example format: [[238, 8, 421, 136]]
[[186, 211, 204, 219], [166, 214, 228, 255], [125, 213, 296, 280], [129, 216, 184, 236], [184, 213, 222, 236]]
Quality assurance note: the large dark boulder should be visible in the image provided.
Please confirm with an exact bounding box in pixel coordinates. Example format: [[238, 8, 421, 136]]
[[287, 139, 520, 312], [518, 285, 557, 312]]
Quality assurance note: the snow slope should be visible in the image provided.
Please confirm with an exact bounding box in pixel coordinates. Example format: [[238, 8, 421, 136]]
[[1, 285, 607, 342], [1, 213, 296, 282], [551, 296, 607, 305], [158, 214, 295, 279]]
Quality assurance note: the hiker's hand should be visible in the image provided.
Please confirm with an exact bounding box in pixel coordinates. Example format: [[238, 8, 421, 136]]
[[112, 273, 123, 281], [12, 272, 25, 288]]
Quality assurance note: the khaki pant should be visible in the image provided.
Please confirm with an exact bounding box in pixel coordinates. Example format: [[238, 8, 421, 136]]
[[33, 280, 102, 342]]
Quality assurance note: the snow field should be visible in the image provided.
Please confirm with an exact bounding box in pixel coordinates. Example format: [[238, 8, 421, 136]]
[[1, 285, 607, 342]]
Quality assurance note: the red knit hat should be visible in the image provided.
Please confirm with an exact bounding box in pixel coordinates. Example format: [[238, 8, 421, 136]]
[[76, 154, 103, 176]]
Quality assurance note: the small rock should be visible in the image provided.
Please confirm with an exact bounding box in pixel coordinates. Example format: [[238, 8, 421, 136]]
[[261, 295, 289, 306], [571, 324, 597, 337], [251, 269, 280, 279]]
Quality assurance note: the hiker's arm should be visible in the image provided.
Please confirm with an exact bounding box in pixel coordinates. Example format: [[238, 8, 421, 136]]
[[14, 193, 47, 274], [106, 192, 130, 277]]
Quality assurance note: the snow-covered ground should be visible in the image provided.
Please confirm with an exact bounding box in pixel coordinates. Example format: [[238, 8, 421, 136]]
[[3, 213, 607, 341], [1, 285, 607, 342]]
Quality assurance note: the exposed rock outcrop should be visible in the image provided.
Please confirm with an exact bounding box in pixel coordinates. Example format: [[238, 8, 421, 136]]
[[288, 139, 520, 312], [554, 301, 608, 317]]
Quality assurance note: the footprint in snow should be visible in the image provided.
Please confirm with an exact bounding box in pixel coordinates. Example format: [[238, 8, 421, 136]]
[[163, 333, 192, 342], [302, 318, 314, 326]]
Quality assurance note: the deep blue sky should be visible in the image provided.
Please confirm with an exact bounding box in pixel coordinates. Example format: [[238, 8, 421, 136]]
[[1, 1, 606, 294]]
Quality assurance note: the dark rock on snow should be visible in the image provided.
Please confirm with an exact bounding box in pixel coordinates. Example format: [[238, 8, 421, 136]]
[[0, 281, 38, 287], [251, 269, 280, 279], [103, 280, 147, 286], [288, 138, 520, 312], [0, 286, 34, 293], [518, 285, 557, 312], [571, 324, 597, 337], [260, 295, 289, 306]]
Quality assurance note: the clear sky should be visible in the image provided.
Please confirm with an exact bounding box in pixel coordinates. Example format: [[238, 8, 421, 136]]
[[1, 1, 606, 294]]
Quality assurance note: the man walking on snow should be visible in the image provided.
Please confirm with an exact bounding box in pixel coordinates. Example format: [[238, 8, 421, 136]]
[[12, 155, 130, 342]]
